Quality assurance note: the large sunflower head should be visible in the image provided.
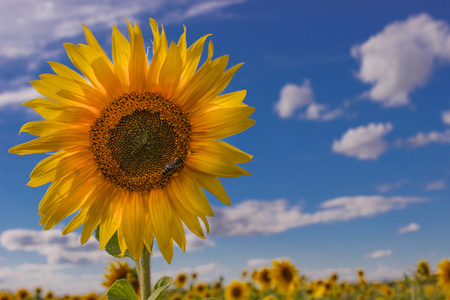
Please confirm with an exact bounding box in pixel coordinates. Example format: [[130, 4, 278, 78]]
[[9, 18, 254, 263]]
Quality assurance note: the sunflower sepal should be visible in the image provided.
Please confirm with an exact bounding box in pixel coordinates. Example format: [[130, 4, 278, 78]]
[[106, 279, 139, 300], [149, 276, 173, 300], [95, 226, 134, 260]]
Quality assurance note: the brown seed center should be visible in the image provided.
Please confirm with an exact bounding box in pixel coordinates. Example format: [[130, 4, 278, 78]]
[[89, 92, 191, 192]]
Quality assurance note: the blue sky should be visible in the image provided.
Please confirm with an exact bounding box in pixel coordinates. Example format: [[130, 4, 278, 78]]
[[1, 0, 450, 294]]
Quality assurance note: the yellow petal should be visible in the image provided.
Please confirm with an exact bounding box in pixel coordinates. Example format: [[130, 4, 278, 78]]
[[112, 25, 131, 93], [48, 61, 86, 83], [23, 98, 97, 123], [166, 186, 205, 238], [119, 192, 144, 260], [186, 152, 251, 178], [159, 239, 174, 264], [9, 130, 89, 155], [62, 207, 88, 235], [149, 189, 173, 251], [213, 90, 247, 108], [193, 170, 231, 205], [191, 140, 252, 164], [191, 106, 255, 140], [80, 184, 114, 244], [127, 20, 147, 92], [172, 169, 214, 216], [99, 189, 124, 250], [158, 41, 182, 98], [177, 55, 229, 112]]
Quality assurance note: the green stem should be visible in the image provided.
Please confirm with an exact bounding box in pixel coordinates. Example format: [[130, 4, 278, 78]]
[[140, 246, 151, 300]]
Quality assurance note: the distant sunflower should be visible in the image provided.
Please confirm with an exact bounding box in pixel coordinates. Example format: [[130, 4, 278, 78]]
[[15, 289, 31, 300], [437, 259, 450, 290], [81, 293, 99, 300], [254, 267, 271, 290], [174, 272, 188, 288], [193, 282, 208, 295], [0, 291, 13, 300], [225, 281, 249, 300], [271, 260, 298, 294], [417, 260, 431, 279], [9, 18, 254, 262], [103, 260, 139, 293]]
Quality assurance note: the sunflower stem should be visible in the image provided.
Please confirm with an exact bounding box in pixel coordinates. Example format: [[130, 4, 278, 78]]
[[140, 246, 151, 300]]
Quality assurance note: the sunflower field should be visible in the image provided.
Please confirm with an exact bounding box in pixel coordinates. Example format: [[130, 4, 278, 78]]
[[1, 258, 450, 300]]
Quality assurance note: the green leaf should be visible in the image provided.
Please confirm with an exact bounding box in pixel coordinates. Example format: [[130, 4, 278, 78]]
[[107, 279, 139, 300], [148, 276, 173, 300], [95, 226, 134, 260]]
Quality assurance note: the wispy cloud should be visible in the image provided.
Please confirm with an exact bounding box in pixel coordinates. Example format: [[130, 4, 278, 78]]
[[426, 179, 446, 191], [352, 13, 450, 107], [247, 258, 271, 268], [210, 196, 427, 237], [0, 228, 111, 265], [398, 222, 420, 234], [365, 249, 393, 259], [332, 123, 393, 160], [0, 263, 105, 294], [0, 86, 40, 108], [274, 80, 343, 121], [401, 130, 450, 147], [0, 0, 246, 96], [375, 179, 409, 193]]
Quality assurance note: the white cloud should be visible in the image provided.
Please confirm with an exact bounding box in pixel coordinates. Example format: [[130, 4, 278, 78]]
[[0, 228, 110, 265], [274, 81, 343, 121], [404, 129, 450, 147], [153, 262, 230, 284], [365, 249, 393, 259], [398, 222, 420, 234], [367, 263, 407, 281], [0, 0, 242, 60], [303, 267, 354, 281], [375, 179, 409, 193], [0, 86, 40, 107], [426, 179, 446, 191], [275, 81, 314, 118], [185, 232, 216, 252], [0, 263, 106, 294], [332, 122, 393, 160], [247, 258, 271, 268], [351, 13, 450, 107], [210, 196, 427, 237], [442, 111, 450, 125]]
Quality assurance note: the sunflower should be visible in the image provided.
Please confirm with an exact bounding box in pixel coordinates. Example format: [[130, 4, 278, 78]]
[[254, 267, 271, 290], [173, 272, 188, 288], [437, 259, 450, 290], [224, 281, 249, 300], [15, 289, 31, 300], [81, 293, 99, 300], [0, 291, 13, 300], [193, 282, 207, 295], [9, 18, 254, 262], [44, 291, 55, 300], [103, 260, 139, 293], [271, 260, 298, 295], [417, 260, 431, 279]]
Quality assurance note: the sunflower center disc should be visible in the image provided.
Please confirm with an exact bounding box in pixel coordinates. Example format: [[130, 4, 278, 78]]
[[89, 92, 191, 192]]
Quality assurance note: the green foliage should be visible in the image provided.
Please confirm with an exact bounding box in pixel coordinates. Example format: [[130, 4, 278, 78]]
[[107, 279, 139, 300], [148, 276, 174, 300], [94, 226, 134, 260]]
